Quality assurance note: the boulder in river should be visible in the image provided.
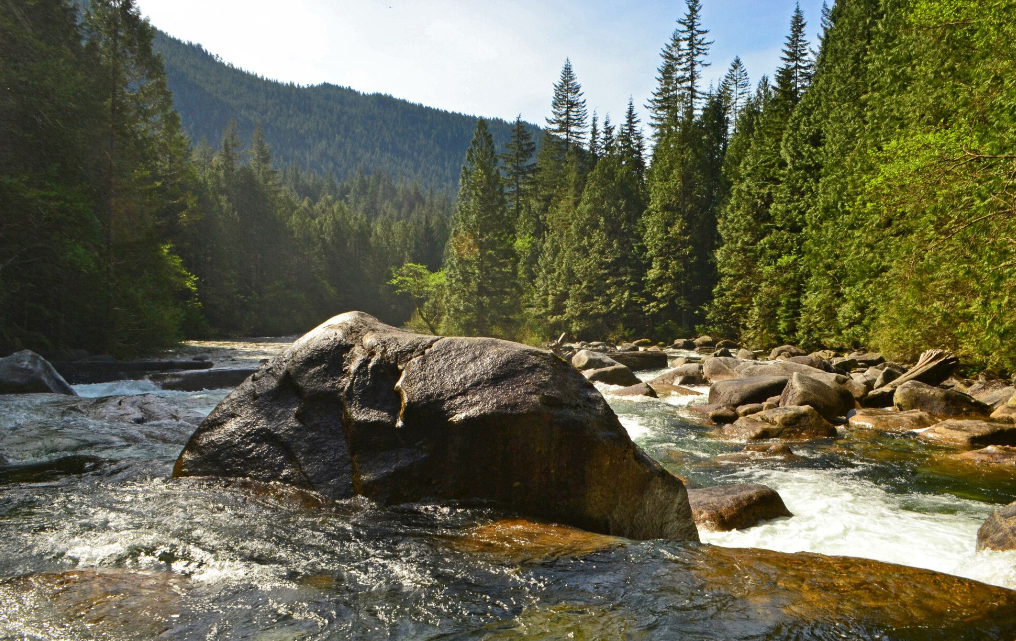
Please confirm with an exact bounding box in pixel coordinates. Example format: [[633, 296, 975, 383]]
[[610, 382, 658, 398], [584, 364, 642, 387], [693, 335, 715, 348], [709, 376, 790, 408], [709, 443, 805, 466], [720, 406, 838, 442], [607, 350, 668, 371], [708, 407, 739, 424], [769, 345, 807, 360], [864, 349, 960, 407], [649, 363, 704, 387], [893, 381, 991, 419], [977, 502, 1016, 552], [0, 350, 76, 396], [779, 372, 855, 421], [151, 367, 260, 392], [702, 357, 741, 383], [943, 445, 1016, 472], [687, 484, 792, 531], [735, 348, 756, 361], [570, 350, 619, 371], [917, 419, 1016, 449], [991, 394, 1016, 424], [846, 408, 935, 433], [173, 312, 699, 542]]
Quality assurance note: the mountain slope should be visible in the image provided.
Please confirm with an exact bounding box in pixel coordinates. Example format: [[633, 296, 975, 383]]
[[154, 33, 540, 192]]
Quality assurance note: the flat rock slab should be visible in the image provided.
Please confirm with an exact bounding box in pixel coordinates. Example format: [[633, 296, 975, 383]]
[[720, 406, 838, 442], [847, 408, 936, 433], [610, 383, 658, 398], [917, 419, 1016, 449], [709, 376, 789, 408], [944, 445, 1016, 471], [688, 484, 792, 531], [151, 367, 260, 391], [977, 502, 1016, 551], [173, 312, 699, 542]]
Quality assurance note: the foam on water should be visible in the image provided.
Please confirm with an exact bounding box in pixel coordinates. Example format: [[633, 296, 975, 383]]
[[73, 379, 165, 397], [613, 406, 1016, 590]]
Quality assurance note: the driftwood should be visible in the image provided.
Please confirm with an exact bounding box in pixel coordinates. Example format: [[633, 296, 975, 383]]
[[864, 349, 960, 408]]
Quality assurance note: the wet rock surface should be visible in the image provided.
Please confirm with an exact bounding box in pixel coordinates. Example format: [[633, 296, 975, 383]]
[[720, 406, 838, 442], [174, 312, 699, 541], [583, 364, 642, 387], [0, 350, 76, 396], [977, 502, 1016, 551], [779, 372, 855, 421], [687, 483, 792, 531], [917, 419, 1016, 449], [708, 376, 790, 408]]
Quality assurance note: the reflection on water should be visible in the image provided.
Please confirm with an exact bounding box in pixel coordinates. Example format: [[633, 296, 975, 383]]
[[1, 342, 1015, 639]]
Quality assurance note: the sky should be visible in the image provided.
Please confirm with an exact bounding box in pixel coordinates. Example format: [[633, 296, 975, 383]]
[[134, 0, 826, 128]]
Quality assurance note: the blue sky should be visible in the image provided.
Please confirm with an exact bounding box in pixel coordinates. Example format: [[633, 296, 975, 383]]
[[135, 0, 826, 128]]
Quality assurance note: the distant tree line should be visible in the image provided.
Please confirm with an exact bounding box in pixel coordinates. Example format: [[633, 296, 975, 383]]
[[0, 0, 450, 356], [405, 0, 1016, 375]]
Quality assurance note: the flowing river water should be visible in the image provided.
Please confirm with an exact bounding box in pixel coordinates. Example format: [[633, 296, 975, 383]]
[[1, 340, 1016, 640]]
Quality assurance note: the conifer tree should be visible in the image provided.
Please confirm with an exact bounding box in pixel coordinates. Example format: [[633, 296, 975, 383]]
[[776, 4, 815, 103], [501, 115, 537, 225], [589, 113, 601, 161], [720, 57, 751, 135], [442, 119, 517, 337], [675, 0, 713, 113], [546, 59, 589, 152], [647, 29, 686, 136], [620, 99, 646, 177]]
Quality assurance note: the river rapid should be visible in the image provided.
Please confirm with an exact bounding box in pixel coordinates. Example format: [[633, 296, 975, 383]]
[[1, 340, 1015, 640]]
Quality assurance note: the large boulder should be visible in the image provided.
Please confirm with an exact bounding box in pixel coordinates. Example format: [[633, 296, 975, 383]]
[[893, 381, 992, 419], [992, 395, 1016, 423], [688, 484, 792, 531], [779, 372, 855, 421], [917, 419, 1016, 449], [657, 363, 705, 386], [702, 357, 741, 383], [570, 350, 619, 371], [0, 350, 77, 396], [735, 360, 849, 389], [584, 364, 642, 387], [173, 312, 699, 542], [977, 502, 1016, 552], [709, 376, 790, 408], [720, 406, 838, 442]]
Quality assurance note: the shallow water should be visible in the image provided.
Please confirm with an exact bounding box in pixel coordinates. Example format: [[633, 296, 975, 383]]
[[1, 343, 1016, 639]]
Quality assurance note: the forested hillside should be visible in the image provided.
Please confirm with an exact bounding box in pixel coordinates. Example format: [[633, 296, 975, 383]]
[[154, 33, 536, 192], [413, 0, 1016, 375]]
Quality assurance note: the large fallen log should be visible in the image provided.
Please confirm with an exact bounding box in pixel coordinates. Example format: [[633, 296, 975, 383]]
[[863, 349, 960, 408]]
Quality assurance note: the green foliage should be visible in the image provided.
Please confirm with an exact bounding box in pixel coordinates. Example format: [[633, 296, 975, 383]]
[[442, 120, 518, 337], [389, 263, 446, 335]]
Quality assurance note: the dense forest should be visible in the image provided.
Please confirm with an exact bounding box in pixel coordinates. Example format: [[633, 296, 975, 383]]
[[412, 0, 1015, 375], [1, 0, 450, 356], [154, 31, 537, 192], [2, 0, 1014, 376]]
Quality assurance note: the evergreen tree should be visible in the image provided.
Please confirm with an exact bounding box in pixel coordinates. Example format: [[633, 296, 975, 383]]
[[620, 100, 647, 177], [776, 3, 815, 104], [546, 59, 589, 152], [501, 115, 537, 226], [647, 28, 686, 136], [442, 119, 517, 336], [720, 57, 751, 135], [675, 0, 713, 113]]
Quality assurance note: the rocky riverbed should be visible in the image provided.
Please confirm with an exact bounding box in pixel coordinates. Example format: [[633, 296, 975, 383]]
[[2, 324, 1016, 639]]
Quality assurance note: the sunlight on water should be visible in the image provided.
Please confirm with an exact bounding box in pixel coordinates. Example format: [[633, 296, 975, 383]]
[[612, 400, 1016, 590]]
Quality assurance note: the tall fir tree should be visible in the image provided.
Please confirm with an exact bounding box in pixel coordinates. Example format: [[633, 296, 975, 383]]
[[442, 119, 518, 337], [546, 59, 589, 153], [675, 0, 713, 113], [720, 57, 751, 135], [776, 3, 815, 104]]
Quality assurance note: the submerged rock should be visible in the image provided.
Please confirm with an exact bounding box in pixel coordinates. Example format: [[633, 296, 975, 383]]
[[944, 445, 1016, 472], [688, 484, 792, 531], [977, 502, 1016, 552], [583, 364, 642, 387], [174, 312, 699, 542], [82, 394, 204, 426], [720, 406, 838, 442], [917, 419, 1016, 449], [0, 350, 76, 396], [893, 381, 991, 419], [709, 443, 805, 466], [847, 408, 935, 433]]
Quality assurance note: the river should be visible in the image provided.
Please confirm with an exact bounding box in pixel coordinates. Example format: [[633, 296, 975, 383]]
[[1, 340, 1015, 640]]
